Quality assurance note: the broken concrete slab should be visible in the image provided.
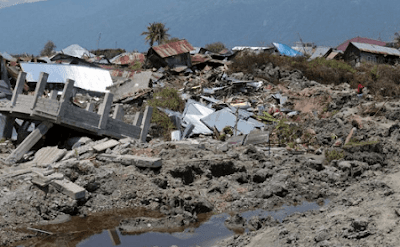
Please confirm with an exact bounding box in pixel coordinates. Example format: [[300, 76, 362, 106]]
[[93, 139, 120, 152], [96, 154, 162, 168], [33, 146, 67, 167], [245, 130, 270, 145], [107, 71, 152, 102], [51, 179, 86, 200]]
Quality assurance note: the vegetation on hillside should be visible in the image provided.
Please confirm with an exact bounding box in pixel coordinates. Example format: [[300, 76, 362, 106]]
[[205, 42, 226, 53], [40, 40, 56, 57], [230, 52, 400, 98]]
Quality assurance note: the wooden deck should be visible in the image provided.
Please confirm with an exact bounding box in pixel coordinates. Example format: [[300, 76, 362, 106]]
[[0, 71, 152, 163]]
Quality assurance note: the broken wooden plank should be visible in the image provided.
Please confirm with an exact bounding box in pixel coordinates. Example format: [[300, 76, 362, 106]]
[[51, 179, 86, 200], [139, 106, 153, 143], [96, 154, 162, 168], [108, 229, 121, 245], [6, 121, 53, 163]]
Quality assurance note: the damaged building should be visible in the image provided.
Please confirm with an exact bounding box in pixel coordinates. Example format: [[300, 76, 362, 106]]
[[343, 42, 400, 65], [146, 39, 194, 70]]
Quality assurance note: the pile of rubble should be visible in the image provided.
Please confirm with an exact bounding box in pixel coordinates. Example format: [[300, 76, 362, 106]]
[[2, 41, 400, 246]]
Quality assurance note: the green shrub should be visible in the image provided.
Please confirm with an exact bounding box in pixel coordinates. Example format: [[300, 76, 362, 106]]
[[205, 42, 226, 53], [148, 88, 185, 140], [325, 149, 344, 163]]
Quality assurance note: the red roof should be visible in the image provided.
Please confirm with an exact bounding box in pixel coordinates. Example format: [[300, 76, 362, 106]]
[[152, 40, 194, 58], [337, 37, 386, 51]]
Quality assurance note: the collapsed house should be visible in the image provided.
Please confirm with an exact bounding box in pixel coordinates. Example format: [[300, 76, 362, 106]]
[[146, 39, 194, 70], [343, 42, 400, 65]]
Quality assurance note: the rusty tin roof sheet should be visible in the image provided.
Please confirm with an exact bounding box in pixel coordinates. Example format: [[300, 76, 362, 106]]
[[337, 37, 386, 51], [152, 40, 194, 58], [351, 42, 400, 56]]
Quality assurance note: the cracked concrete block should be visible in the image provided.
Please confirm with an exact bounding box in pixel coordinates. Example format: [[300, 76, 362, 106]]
[[51, 179, 86, 200]]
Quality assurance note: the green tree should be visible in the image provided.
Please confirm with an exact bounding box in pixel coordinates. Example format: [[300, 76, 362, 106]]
[[40, 40, 56, 56], [141, 22, 170, 47], [205, 42, 226, 53]]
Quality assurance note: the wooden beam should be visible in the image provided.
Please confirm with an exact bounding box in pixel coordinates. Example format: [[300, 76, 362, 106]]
[[31, 72, 49, 111], [112, 104, 124, 120], [6, 121, 53, 164], [98, 92, 113, 130], [139, 106, 153, 143], [10, 72, 26, 108]]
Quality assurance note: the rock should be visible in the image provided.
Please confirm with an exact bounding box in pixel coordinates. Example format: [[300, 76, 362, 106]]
[[225, 214, 246, 231]]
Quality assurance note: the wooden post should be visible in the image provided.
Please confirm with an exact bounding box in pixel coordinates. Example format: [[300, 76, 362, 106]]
[[31, 72, 49, 111], [57, 79, 75, 120], [6, 121, 53, 164], [86, 103, 94, 112], [98, 92, 113, 130], [10, 72, 26, 108], [112, 104, 124, 120], [49, 90, 58, 100], [140, 106, 153, 143], [133, 112, 143, 127]]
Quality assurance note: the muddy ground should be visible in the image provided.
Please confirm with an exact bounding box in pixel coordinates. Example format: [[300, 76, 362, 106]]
[[1, 66, 400, 246]]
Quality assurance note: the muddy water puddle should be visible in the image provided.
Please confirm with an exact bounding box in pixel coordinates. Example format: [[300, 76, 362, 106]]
[[16, 200, 328, 247]]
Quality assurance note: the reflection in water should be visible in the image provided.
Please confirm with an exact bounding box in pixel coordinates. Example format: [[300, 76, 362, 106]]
[[16, 200, 329, 247]]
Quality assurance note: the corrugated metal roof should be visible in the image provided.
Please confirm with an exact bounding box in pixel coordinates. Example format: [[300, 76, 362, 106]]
[[152, 40, 195, 58], [337, 37, 386, 52], [61, 44, 95, 58], [351, 42, 400, 56], [110, 52, 145, 65], [20, 62, 113, 92], [308, 47, 332, 60]]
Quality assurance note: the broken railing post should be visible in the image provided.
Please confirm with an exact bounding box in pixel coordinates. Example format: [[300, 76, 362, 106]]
[[98, 92, 113, 129], [57, 79, 75, 121], [86, 103, 94, 112], [10, 72, 26, 108], [133, 112, 143, 126], [31, 72, 49, 111], [6, 121, 53, 164], [112, 104, 124, 120], [49, 90, 58, 100], [140, 106, 153, 143]]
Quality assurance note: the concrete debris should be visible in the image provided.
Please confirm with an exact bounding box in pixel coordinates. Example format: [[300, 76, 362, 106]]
[[51, 179, 87, 200], [93, 139, 120, 152], [96, 154, 162, 168]]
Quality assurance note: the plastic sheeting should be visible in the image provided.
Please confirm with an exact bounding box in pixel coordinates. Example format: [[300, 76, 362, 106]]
[[273, 43, 303, 57], [20, 62, 113, 92]]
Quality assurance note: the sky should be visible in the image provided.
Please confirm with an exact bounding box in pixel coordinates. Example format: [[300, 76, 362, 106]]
[[0, 0, 399, 55]]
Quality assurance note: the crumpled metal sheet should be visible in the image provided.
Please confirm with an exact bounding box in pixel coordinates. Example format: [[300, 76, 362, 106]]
[[182, 100, 214, 135], [20, 62, 113, 92], [200, 108, 264, 135]]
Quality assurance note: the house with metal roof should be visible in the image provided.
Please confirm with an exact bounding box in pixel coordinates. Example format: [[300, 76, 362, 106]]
[[337, 37, 386, 52], [146, 39, 195, 69], [343, 42, 400, 65]]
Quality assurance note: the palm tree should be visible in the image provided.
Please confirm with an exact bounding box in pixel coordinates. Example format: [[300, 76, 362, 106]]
[[141, 22, 170, 47]]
